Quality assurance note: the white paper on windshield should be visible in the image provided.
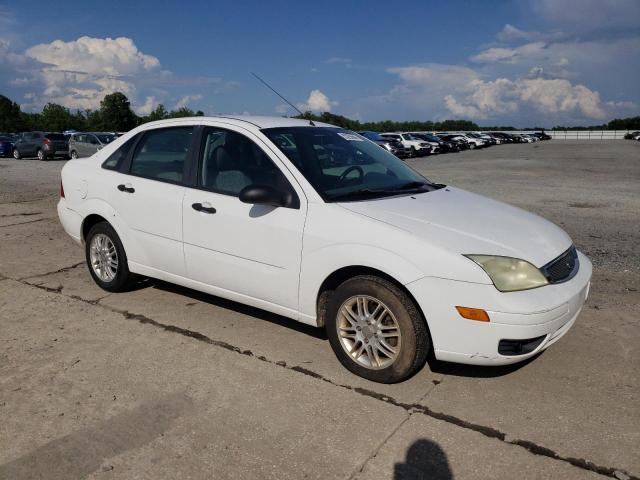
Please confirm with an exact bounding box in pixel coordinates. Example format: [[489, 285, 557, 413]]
[[337, 132, 364, 141]]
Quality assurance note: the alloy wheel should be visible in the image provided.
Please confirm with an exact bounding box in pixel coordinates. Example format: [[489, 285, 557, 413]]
[[89, 233, 118, 282], [336, 295, 401, 370]]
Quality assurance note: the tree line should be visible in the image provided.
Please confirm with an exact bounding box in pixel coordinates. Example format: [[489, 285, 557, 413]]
[[0, 92, 204, 133], [1, 91, 638, 134]]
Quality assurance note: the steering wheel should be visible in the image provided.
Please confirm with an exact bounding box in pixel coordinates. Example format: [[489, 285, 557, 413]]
[[338, 165, 364, 184]]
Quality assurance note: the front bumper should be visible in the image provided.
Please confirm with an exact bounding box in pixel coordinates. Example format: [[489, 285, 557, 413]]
[[406, 250, 592, 365]]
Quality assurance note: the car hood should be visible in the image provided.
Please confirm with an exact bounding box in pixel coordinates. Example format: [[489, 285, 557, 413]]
[[338, 186, 572, 267]]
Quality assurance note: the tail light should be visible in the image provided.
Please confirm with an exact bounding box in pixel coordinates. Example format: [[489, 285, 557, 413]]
[[43, 138, 50, 145], [60, 180, 65, 198]]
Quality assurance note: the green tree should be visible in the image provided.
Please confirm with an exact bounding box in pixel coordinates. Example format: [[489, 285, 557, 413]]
[[98, 92, 137, 132], [0, 94, 27, 132], [168, 107, 196, 118], [39, 103, 75, 132], [148, 104, 169, 122]]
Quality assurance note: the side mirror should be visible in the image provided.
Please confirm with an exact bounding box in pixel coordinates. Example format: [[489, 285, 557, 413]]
[[239, 185, 287, 208]]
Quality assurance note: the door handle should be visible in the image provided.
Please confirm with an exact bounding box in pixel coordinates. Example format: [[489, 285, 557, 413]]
[[192, 202, 216, 214], [117, 184, 135, 193]]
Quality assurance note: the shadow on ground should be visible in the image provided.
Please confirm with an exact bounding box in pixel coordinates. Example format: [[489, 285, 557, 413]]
[[394, 439, 453, 480], [129, 277, 535, 379]]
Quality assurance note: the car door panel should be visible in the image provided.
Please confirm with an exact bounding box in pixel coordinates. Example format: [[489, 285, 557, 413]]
[[106, 126, 194, 277], [108, 176, 186, 276], [183, 190, 305, 310], [182, 126, 306, 312]]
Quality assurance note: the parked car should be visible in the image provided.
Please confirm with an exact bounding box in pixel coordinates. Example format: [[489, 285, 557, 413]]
[[380, 133, 431, 157], [457, 133, 486, 149], [58, 116, 592, 383], [358, 131, 409, 159], [68, 132, 118, 158], [489, 132, 516, 143], [0, 134, 18, 157], [438, 134, 470, 150], [623, 131, 640, 140], [533, 132, 552, 140], [472, 132, 497, 145], [410, 133, 458, 153], [13, 132, 69, 160]]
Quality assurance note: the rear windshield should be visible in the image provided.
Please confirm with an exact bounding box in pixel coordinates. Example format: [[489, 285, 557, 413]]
[[45, 133, 66, 140]]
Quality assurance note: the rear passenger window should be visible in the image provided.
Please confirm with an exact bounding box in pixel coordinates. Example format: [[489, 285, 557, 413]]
[[130, 127, 193, 183], [103, 135, 137, 170]]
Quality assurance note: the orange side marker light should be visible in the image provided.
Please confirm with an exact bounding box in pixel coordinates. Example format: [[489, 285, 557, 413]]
[[455, 306, 490, 322]]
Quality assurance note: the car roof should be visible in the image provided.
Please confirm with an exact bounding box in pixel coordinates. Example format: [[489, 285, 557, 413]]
[[140, 115, 336, 130]]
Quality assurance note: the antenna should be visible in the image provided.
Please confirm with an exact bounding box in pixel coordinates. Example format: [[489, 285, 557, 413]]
[[250, 72, 315, 126]]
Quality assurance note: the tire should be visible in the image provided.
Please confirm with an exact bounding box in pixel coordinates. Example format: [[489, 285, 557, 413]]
[[326, 275, 430, 383], [469, 143, 475, 150], [85, 221, 134, 292], [36, 149, 46, 161], [410, 147, 417, 158], [70, 150, 78, 159], [12, 148, 20, 159]]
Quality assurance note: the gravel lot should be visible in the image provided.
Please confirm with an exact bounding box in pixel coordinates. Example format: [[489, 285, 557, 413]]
[[1, 140, 638, 480]]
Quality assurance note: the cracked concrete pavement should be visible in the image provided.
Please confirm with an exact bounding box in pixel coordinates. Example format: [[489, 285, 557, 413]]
[[1, 141, 638, 479]]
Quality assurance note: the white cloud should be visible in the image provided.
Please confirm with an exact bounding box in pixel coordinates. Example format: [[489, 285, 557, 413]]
[[174, 94, 202, 110], [532, 0, 640, 32], [135, 96, 159, 115], [297, 89, 338, 112], [13, 36, 161, 110], [471, 42, 547, 64], [444, 77, 606, 119]]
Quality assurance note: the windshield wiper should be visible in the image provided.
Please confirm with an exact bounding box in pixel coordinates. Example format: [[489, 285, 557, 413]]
[[329, 182, 431, 202]]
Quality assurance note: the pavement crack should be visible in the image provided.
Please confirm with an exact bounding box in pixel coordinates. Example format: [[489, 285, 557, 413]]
[[19, 261, 84, 280], [0, 218, 46, 228], [349, 411, 412, 480], [10, 277, 638, 480], [0, 212, 42, 218]]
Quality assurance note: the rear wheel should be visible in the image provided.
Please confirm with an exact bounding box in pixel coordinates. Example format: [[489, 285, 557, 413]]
[[12, 148, 20, 159], [326, 275, 430, 383], [70, 150, 78, 159], [36, 149, 46, 161], [85, 222, 134, 292]]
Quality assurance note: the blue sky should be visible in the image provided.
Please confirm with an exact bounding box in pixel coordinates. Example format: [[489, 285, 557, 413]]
[[1, 0, 638, 126]]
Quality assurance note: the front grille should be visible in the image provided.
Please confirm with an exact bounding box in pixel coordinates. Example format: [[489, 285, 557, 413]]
[[498, 336, 546, 356], [541, 246, 579, 284]]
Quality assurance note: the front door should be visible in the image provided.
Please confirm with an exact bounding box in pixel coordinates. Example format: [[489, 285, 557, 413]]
[[182, 126, 306, 314]]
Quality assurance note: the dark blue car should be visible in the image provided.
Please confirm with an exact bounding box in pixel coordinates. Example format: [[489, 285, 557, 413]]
[[0, 134, 18, 158]]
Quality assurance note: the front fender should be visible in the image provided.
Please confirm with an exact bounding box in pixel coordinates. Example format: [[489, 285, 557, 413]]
[[297, 243, 425, 323]]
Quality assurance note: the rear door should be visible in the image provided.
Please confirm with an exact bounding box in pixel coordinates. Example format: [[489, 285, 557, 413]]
[[107, 126, 196, 277]]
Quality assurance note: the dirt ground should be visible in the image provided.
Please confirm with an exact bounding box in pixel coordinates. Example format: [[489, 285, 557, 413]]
[[0, 140, 638, 479]]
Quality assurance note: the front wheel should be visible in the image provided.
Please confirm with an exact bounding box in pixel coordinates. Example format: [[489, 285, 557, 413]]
[[13, 148, 21, 159], [70, 150, 78, 159], [85, 222, 135, 292], [326, 275, 430, 383]]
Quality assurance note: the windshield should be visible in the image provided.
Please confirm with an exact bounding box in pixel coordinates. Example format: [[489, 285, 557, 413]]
[[96, 133, 116, 144], [262, 127, 435, 202], [359, 131, 385, 142]]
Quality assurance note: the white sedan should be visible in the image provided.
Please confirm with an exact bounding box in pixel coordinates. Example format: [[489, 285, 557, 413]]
[[58, 116, 591, 383]]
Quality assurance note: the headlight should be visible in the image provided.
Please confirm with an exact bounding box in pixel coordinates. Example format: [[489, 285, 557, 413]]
[[465, 255, 548, 292]]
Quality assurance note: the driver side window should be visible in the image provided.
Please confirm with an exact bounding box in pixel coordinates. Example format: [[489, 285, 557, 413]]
[[197, 127, 294, 198]]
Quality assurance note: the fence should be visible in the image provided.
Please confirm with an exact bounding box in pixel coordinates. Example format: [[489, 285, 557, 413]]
[[507, 130, 631, 140]]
